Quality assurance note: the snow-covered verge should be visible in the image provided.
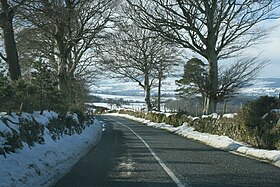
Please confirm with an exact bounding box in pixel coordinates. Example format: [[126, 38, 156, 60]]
[[106, 113, 280, 168], [0, 111, 102, 187]]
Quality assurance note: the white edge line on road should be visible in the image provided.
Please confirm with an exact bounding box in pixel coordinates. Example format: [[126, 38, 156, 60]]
[[116, 121, 186, 187]]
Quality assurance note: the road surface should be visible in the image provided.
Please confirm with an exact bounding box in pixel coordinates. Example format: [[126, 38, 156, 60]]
[[54, 115, 280, 187]]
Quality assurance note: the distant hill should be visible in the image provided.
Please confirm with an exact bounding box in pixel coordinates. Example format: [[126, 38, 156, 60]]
[[239, 78, 280, 97], [257, 78, 280, 88], [91, 77, 280, 101]]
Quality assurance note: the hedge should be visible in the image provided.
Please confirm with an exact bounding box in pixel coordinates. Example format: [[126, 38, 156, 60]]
[[116, 108, 280, 150]]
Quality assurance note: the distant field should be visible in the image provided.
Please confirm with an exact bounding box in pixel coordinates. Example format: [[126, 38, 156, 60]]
[[91, 77, 280, 102], [89, 77, 280, 113]]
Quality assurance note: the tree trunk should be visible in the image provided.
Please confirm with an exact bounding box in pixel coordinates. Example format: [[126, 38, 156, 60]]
[[57, 49, 69, 92], [202, 96, 207, 115], [144, 75, 152, 111], [205, 53, 218, 114], [204, 96, 209, 115], [145, 87, 152, 111], [55, 29, 69, 92], [157, 70, 162, 112], [223, 100, 227, 114], [0, 0, 21, 81]]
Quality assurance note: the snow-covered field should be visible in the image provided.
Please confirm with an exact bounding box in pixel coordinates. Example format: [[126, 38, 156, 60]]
[[94, 93, 145, 102], [91, 77, 178, 103], [92, 102, 146, 111], [0, 112, 102, 187], [106, 113, 280, 168], [239, 78, 280, 96], [90, 77, 280, 113]]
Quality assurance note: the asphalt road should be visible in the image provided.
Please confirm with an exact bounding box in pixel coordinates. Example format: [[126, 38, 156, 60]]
[[53, 115, 280, 187]]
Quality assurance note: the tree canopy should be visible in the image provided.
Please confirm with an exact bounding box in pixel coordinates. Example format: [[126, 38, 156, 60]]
[[101, 22, 181, 111], [127, 0, 280, 114]]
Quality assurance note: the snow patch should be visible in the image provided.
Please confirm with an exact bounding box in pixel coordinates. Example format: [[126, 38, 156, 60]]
[[222, 113, 237, 118], [0, 120, 12, 133], [0, 113, 102, 187], [202, 113, 219, 119]]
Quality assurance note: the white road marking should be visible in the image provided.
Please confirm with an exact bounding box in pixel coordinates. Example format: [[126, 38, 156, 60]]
[[118, 157, 135, 177], [117, 121, 186, 187], [110, 154, 135, 178]]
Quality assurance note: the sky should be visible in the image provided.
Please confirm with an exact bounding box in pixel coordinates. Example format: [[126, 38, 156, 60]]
[[248, 19, 280, 78], [183, 18, 280, 79]]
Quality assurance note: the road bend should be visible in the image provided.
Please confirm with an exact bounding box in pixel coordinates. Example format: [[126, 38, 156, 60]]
[[54, 115, 280, 187]]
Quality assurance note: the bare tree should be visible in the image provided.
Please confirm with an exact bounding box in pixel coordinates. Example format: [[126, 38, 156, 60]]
[[18, 0, 116, 91], [176, 57, 266, 114], [16, 27, 57, 77], [127, 0, 279, 114], [155, 49, 180, 111], [217, 57, 267, 101], [102, 23, 180, 111]]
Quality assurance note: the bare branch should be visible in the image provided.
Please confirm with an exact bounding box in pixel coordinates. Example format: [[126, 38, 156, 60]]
[[127, 0, 279, 113], [0, 51, 7, 61]]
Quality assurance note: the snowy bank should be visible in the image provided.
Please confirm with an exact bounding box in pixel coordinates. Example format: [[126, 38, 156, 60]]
[[0, 112, 102, 187], [107, 113, 280, 168]]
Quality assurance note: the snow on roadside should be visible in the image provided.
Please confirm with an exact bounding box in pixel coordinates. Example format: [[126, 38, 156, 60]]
[[107, 113, 280, 168], [0, 115, 102, 187]]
